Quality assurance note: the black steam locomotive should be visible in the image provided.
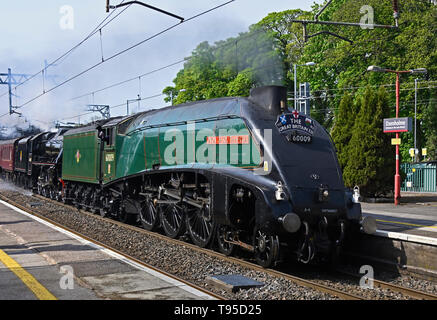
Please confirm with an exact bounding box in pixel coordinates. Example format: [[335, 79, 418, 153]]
[[0, 86, 375, 268]]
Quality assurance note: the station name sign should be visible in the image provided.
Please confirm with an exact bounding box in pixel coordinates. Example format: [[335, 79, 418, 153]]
[[383, 117, 412, 133]]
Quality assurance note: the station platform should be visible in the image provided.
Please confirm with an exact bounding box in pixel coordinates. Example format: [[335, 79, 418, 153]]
[[0, 200, 214, 300], [361, 192, 437, 244]]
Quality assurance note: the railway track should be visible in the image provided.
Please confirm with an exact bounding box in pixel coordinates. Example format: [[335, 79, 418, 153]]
[[0, 192, 225, 301], [38, 196, 435, 300], [2, 188, 437, 300], [0, 191, 358, 300], [336, 269, 437, 300], [30, 194, 364, 300]]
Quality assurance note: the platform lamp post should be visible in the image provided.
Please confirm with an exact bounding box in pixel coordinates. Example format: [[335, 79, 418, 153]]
[[294, 62, 316, 111], [127, 95, 141, 115], [367, 66, 427, 205], [413, 78, 427, 162], [171, 88, 186, 106], [414, 78, 418, 162]]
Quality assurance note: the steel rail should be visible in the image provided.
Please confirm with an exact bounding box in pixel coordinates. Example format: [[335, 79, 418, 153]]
[[4, 188, 437, 300], [373, 279, 437, 300], [0, 193, 225, 301], [337, 269, 437, 300], [25, 193, 365, 300], [28, 191, 437, 300]]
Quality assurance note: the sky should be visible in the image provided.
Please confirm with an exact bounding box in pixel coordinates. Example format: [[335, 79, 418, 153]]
[[0, 0, 317, 132]]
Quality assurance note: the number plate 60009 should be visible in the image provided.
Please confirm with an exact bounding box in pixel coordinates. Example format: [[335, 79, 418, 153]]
[[287, 134, 312, 143]]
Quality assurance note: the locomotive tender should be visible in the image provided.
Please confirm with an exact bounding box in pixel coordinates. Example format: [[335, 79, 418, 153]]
[[0, 86, 375, 267]]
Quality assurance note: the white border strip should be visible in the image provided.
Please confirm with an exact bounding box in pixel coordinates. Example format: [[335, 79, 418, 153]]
[[0, 199, 215, 300], [363, 209, 437, 222], [374, 229, 437, 246]]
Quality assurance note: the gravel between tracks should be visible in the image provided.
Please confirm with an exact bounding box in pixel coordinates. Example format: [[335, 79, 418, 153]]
[[379, 272, 437, 296], [1, 182, 436, 300], [0, 184, 335, 300]]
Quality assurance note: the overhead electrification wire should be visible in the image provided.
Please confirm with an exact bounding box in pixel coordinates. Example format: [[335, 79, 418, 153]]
[[69, 58, 188, 101], [68, 31, 269, 101], [3, 0, 236, 119], [1, 23, 266, 102], [311, 80, 437, 94], [306, 85, 437, 100], [0, 0, 131, 99], [68, 24, 283, 104], [57, 84, 437, 126], [314, 101, 437, 114], [59, 92, 164, 122]]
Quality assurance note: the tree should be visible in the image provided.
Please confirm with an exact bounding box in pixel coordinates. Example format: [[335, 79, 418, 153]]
[[162, 41, 233, 105], [331, 93, 356, 171], [298, 0, 437, 131], [161, 0, 436, 155], [423, 88, 437, 160], [256, 9, 311, 89], [162, 27, 286, 104], [226, 70, 255, 97], [343, 87, 394, 196]]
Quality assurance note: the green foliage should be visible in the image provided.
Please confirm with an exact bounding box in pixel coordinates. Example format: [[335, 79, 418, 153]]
[[399, 131, 415, 162], [298, 0, 437, 130], [331, 93, 356, 170], [343, 87, 394, 197], [164, 41, 233, 105], [423, 88, 437, 160], [256, 9, 311, 88], [161, 0, 437, 195], [226, 70, 254, 97], [163, 26, 287, 104]]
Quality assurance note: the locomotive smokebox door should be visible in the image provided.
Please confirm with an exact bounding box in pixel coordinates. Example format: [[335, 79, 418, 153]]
[[248, 86, 288, 116]]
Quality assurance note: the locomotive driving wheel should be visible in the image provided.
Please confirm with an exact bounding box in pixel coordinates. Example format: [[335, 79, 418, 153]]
[[186, 202, 215, 248], [159, 198, 186, 239], [216, 225, 235, 256], [139, 199, 159, 231], [253, 228, 280, 268]]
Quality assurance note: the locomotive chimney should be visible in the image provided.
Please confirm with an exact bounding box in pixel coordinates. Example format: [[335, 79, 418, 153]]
[[248, 85, 288, 116]]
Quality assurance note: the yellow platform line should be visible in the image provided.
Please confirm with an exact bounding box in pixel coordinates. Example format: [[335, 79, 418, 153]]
[[376, 219, 437, 229], [0, 249, 57, 300]]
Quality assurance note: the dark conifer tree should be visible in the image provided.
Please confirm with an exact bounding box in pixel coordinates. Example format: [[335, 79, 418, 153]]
[[343, 87, 394, 197], [423, 88, 437, 161], [331, 93, 356, 171]]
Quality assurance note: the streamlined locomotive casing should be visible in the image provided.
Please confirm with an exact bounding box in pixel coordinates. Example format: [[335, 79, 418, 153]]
[[40, 85, 369, 266], [109, 88, 361, 235], [111, 98, 262, 181], [240, 95, 352, 231]]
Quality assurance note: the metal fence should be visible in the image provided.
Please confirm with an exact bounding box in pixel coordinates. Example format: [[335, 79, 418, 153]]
[[401, 162, 437, 193]]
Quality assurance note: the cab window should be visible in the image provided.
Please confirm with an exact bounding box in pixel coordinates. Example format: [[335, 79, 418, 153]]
[[105, 128, 114, 146]]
